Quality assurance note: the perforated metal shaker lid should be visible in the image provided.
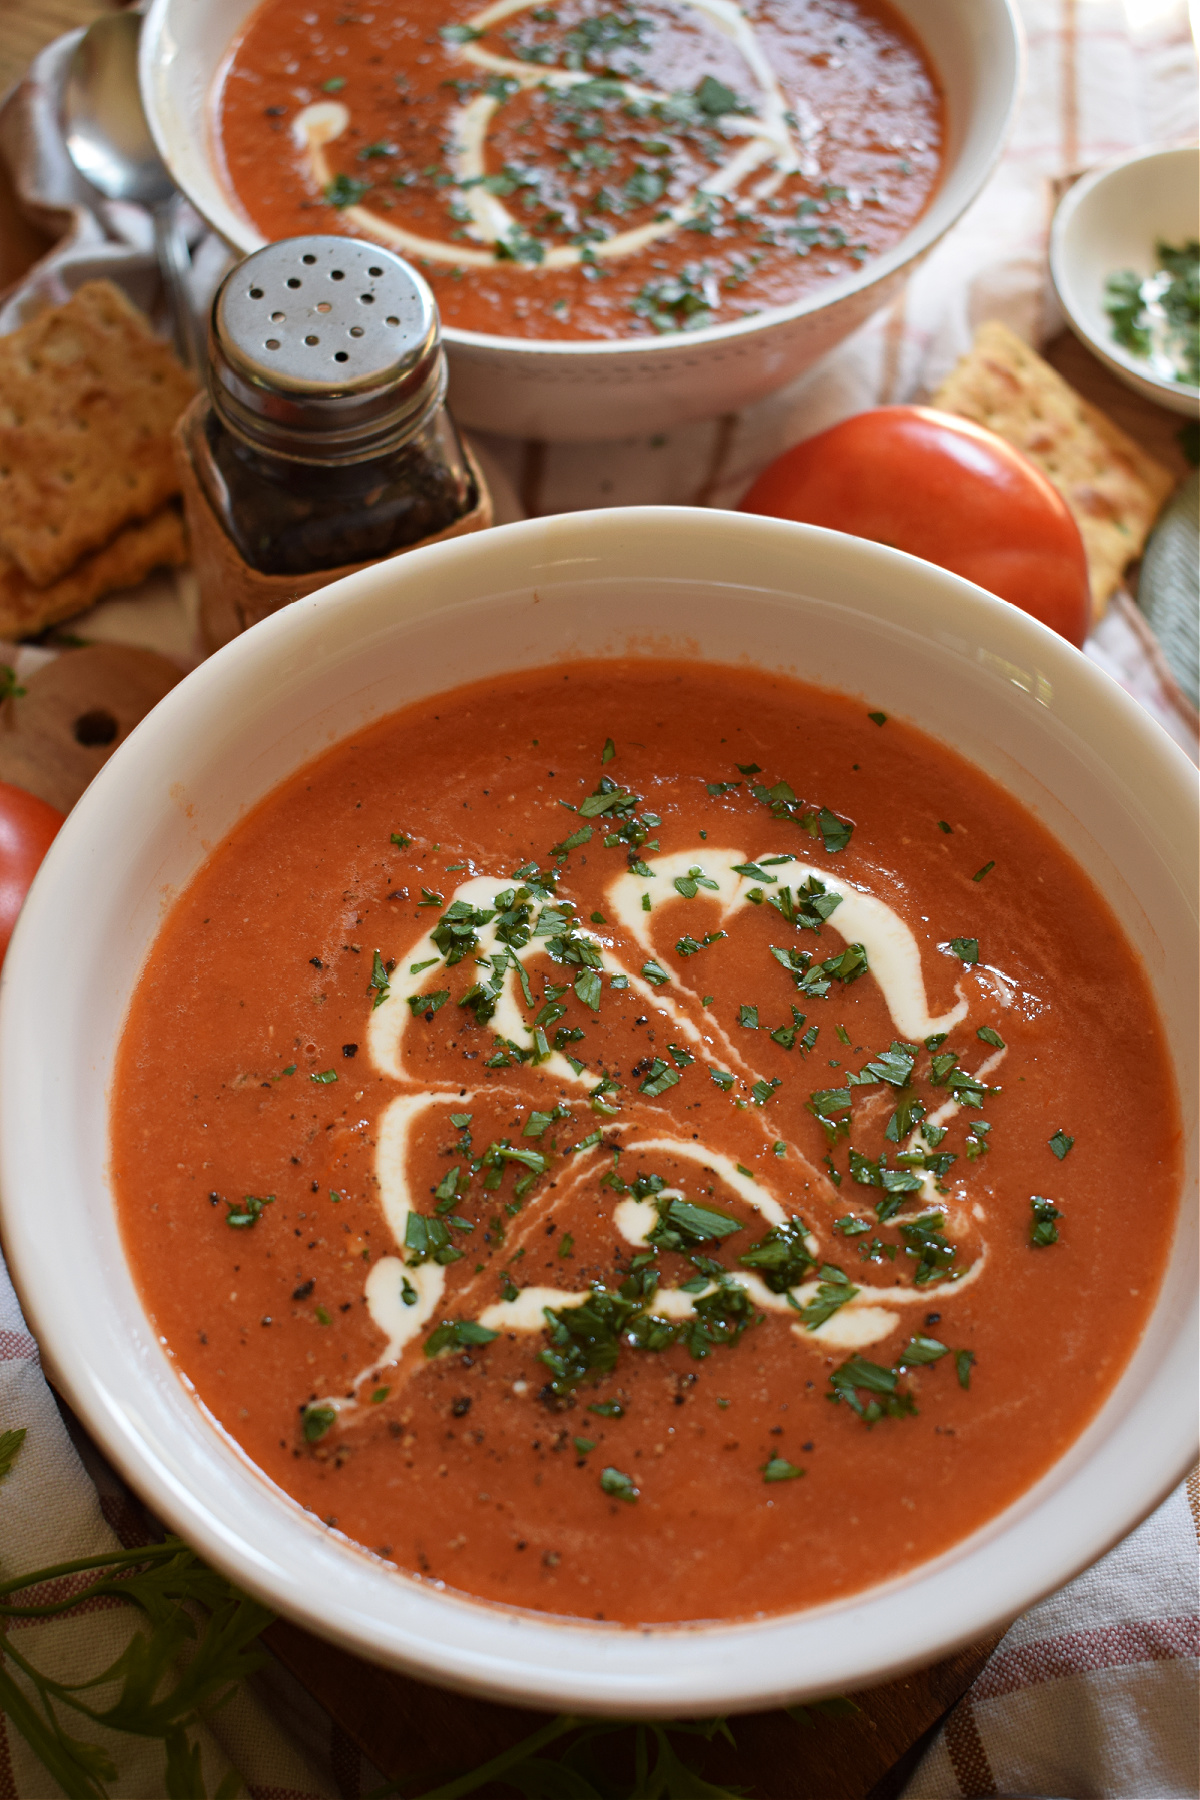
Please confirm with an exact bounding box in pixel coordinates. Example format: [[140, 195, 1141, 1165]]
[[209, 237, 446, 464]]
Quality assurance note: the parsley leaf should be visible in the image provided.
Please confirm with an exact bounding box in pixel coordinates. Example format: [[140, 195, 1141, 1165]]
[[369, 949, 391, 1008], [225, 1194, 274, 1229], [739, 1218, 815, 1290], [761, 1456, 804, 1482], [948, 937, 980, 965], [599, 1466, 639, 1502], [1048, 1129, 1074, 1160], [894, 1335, 949, 1367], [827, 1355, 917, 1425], [976, 1026, 1005, 1048], [862, 1041, 918, 1087], [639, 1058, 681, 1098], [674, 866, 720, 897], [425, 1318, 500, 1356], [787, 1265, 858, 1329], [1030, 1196, 1061, 1247]]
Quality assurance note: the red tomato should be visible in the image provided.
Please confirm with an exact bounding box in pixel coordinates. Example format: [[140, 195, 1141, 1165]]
[[739, 406, 1093, 647], [0, 784, 65, 970]]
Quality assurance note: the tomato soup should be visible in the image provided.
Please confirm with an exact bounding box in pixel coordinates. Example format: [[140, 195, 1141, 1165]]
[[110, 662, 1180, 1624], [214, 0, 943, 341]]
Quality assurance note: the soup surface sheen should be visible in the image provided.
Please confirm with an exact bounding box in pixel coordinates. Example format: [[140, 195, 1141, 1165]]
[[215, 0, 943, 341], [112, 661, 1179, 1625]]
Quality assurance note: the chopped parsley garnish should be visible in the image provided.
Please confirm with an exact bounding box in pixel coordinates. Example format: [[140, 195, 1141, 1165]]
[[405, 990, 450, 1019], [405, 1212, 463, 1267], [788, 1265, 858, 1329], [822, 943, 868, 984], [651, 1197, 742, 1249], [675, 929, 726, 957], [738, 1225, 819, 1298], [302, 1405, 336, 1442], [1048, 1129, 1074, 1160], [369, 949, 391, 1008], [324, 172, 370, 208], [552, 823, 593, 856], [738, 1003, 759, 1029], [972, 861, 995, 881], [440, 21, 485, 41], [588, 1398, 624, 1417], [225, 1194, 275, 1229], [641, 959, 671, 986], [899, 1212, 956, 1283], [390, 832, 412, 849], [976, 1026, 1005, 1049], [601, 737, 616, 763], [862, 1040, 918, 1087], [867, 711, 887, 726], [956, 1349, 976, 1389], [1029, 1196, 1062, 1247], [599, 1466, 639, 1502], [806, 1085, 852, 1145], [894, 1335, 949, 1367], [827, 1355, 916, 1426], [750, 1078, 780, 1105], [948, 937, 980, 965], [761, 1456, 804, 1482], [424, 1318, 499, 1357], [833, 1214, 871, 1237], [638, 1059, 680, 1098], [674, 866, 720, 897], [541, 1287, 641, 1393], [710, 1069, 735, 1091], [573, 1436, 596, 1455]]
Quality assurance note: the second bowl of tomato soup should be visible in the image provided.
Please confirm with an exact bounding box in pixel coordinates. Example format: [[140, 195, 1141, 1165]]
[[0, 509, 1194, 1712], [140, 0, 1021, 436]]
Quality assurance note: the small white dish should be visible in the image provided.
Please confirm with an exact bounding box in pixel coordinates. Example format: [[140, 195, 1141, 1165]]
[[1050, 145, 1200, 417], [0, 509, 1195, 1715]]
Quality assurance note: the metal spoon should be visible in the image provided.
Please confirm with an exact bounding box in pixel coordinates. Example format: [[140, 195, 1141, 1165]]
[[61, 10, 198, 370]]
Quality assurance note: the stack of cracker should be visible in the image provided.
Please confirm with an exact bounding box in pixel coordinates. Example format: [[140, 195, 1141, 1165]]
[[932, 320, 1176, 623], [0, 280, 195, 639]]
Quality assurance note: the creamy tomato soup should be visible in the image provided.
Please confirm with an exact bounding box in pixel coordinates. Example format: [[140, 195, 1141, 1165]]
[[111, 662, 1180, 1624], [214, 0, 943, 341]]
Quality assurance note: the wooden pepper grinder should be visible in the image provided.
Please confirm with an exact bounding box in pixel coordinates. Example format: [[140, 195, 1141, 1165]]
[[174, 235, 491, 649]]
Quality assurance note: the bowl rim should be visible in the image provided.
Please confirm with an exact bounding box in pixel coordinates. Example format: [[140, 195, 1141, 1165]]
[[138, 0, 1024, 360], [0, 507, 1195, 1714], [1049, 142, 1200, 406]]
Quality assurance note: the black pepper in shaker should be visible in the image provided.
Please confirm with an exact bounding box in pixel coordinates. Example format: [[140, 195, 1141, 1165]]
[[184, 236, 477, 575]]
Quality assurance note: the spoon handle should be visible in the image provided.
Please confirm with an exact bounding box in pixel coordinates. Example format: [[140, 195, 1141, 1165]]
[[153, 199, 199, 372]]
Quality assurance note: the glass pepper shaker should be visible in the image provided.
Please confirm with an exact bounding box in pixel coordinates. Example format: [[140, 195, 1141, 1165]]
[[184, 235, 478, 576]]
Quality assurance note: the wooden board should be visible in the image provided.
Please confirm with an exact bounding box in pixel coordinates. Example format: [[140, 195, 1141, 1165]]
[[262, 1615, 1004, 1799]]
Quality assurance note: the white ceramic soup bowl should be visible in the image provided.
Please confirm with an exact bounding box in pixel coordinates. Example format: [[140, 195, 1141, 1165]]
[[0, 508, 1195, 1716], [139, 0, 1022, 441], [1050, 145, 1200, 417]]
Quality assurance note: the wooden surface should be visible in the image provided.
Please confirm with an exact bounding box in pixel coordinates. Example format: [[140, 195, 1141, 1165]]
[[0, 0, 109, 101], [264, 1614, 1004, 1799]]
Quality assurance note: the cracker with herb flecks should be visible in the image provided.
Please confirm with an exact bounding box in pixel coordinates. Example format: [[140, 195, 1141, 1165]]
[[0, 504, 188, 641], [0, 281, 195, 587], [932, 320, 1176, 617]]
